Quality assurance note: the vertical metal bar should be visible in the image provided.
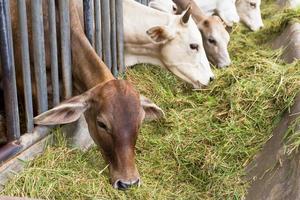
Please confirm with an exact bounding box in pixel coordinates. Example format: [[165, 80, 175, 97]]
[[59, 0, 72, 99], [17, 0, 34, 132], [94, 0, 102, 57], [48, 0, 60, 106], [110, 0, 117, 76], [32, 0, 48, 114], [101, 0, 111, 69], [83, 0, 94, 46], [0, 0, 20, 140], [116, 0, 124, 73]]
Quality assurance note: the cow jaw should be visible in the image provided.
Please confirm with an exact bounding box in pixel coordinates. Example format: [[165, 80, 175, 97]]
[[215, 0, 240, 27]]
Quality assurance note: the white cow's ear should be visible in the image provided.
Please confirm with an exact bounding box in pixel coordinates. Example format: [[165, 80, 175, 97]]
[[140, 95, 165, 121], [181, 5, 191, 25], [146, 26, 175, 44], [34, 94, 91, 126]]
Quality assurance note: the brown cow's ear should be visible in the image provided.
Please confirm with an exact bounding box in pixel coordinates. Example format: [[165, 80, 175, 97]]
[[146, 26, 175, 44], [140, 96, 165, 121], [34, 94, 90, 126]]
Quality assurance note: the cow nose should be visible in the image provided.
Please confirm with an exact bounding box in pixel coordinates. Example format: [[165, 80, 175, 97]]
[[210, 76, 215, 82], [116, 179, 140, 190]]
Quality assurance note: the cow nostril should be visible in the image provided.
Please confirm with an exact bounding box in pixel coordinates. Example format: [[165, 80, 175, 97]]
[[117, 180, 131, 190], [210, 77, 215, 82], [116, 179, 140, 190]]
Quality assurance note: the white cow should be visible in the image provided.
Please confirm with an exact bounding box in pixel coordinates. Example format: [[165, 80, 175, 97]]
[[149, 0, 231, 68], [236, 0, 264, 31], [195, 0, 240, 27], [124, 0, 214, 89]]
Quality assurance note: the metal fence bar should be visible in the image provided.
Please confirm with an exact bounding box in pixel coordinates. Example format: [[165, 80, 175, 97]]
[[83, 0, 95, 46], [141, 0, 147, 5], [48, 0, 60, 106], [110, 0, 118, 76], [32, 0, 48, 114], [17, 0, 33, 132], [0, 0, 20, 141], [101, 0, 112, 69], [116, 0, 124, 73], [0, 142, 22, 164], [59, 0, 72, 99], [94, 0, 102, 58]]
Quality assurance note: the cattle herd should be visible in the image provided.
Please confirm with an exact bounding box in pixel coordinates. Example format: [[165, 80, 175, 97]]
[[0, 0, 263, 190]]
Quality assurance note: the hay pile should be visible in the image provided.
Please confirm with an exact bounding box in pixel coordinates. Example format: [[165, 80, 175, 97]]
[[1, 1, 300, 199]]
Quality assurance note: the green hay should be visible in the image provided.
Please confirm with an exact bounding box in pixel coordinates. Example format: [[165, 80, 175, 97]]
[[284, 117, 300, 156], [1, 2, 300, 199]]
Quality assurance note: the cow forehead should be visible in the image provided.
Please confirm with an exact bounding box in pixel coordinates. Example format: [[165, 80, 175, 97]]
[[203, 18, 229, 41], [180, 19, 202, 43], [95, 80, 141, 122]]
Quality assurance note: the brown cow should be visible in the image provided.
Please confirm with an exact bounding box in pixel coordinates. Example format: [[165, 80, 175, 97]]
[[0, 0, 164, 189]]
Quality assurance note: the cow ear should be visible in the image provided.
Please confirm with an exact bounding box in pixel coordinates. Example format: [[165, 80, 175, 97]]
[[140, 96, 165, 121], [34, 94, 91, 126], [181, 5, 191, 25], [146, 26, 175, 44]]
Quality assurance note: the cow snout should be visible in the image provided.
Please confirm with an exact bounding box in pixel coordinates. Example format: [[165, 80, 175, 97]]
[[114, 178, 140, 190], [210, 76, 215, 82]]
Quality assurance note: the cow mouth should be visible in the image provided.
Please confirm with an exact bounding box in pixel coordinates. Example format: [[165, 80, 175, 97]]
[[169, 66, 209, 89]]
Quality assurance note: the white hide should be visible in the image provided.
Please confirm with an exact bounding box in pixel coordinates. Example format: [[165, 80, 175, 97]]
[[289, 0, 300, 7], [148, 0, 177, 14], [277, 0, 300, 8], [236, 0, 264, 31], [123, 0, 214, 88], [195, 0, 240, 27]]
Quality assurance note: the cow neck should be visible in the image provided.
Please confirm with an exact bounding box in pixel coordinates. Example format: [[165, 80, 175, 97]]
[[69, 0, 114, 92], [123, 0, 171, 67]]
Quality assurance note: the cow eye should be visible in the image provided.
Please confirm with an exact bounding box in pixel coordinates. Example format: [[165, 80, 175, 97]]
[[190, 43, 199, 51], [208, 38, 217, 45], [172, 5, 177, 12], [250, 2, 256, 8], [97, 121, 107, 130]]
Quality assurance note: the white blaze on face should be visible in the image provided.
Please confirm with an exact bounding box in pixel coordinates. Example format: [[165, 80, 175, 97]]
[[148, 0, 177, 14], [146, 10, 214, 88], [216, 0, 240, 27], [236, 0, 264, 31]]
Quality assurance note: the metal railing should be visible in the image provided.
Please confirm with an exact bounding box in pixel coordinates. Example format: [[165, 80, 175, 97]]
[[0, 0, 124, 164]]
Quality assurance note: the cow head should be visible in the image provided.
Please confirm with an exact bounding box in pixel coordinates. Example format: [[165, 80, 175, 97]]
[[146, 7, 214, 88], [197, 16, 231, 68], [149, 0, 231, 68], [236, 0, 264, 31], [34, 80, 164, 190], [148, 0, 178, 14], [216, 0, 240, 27]]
